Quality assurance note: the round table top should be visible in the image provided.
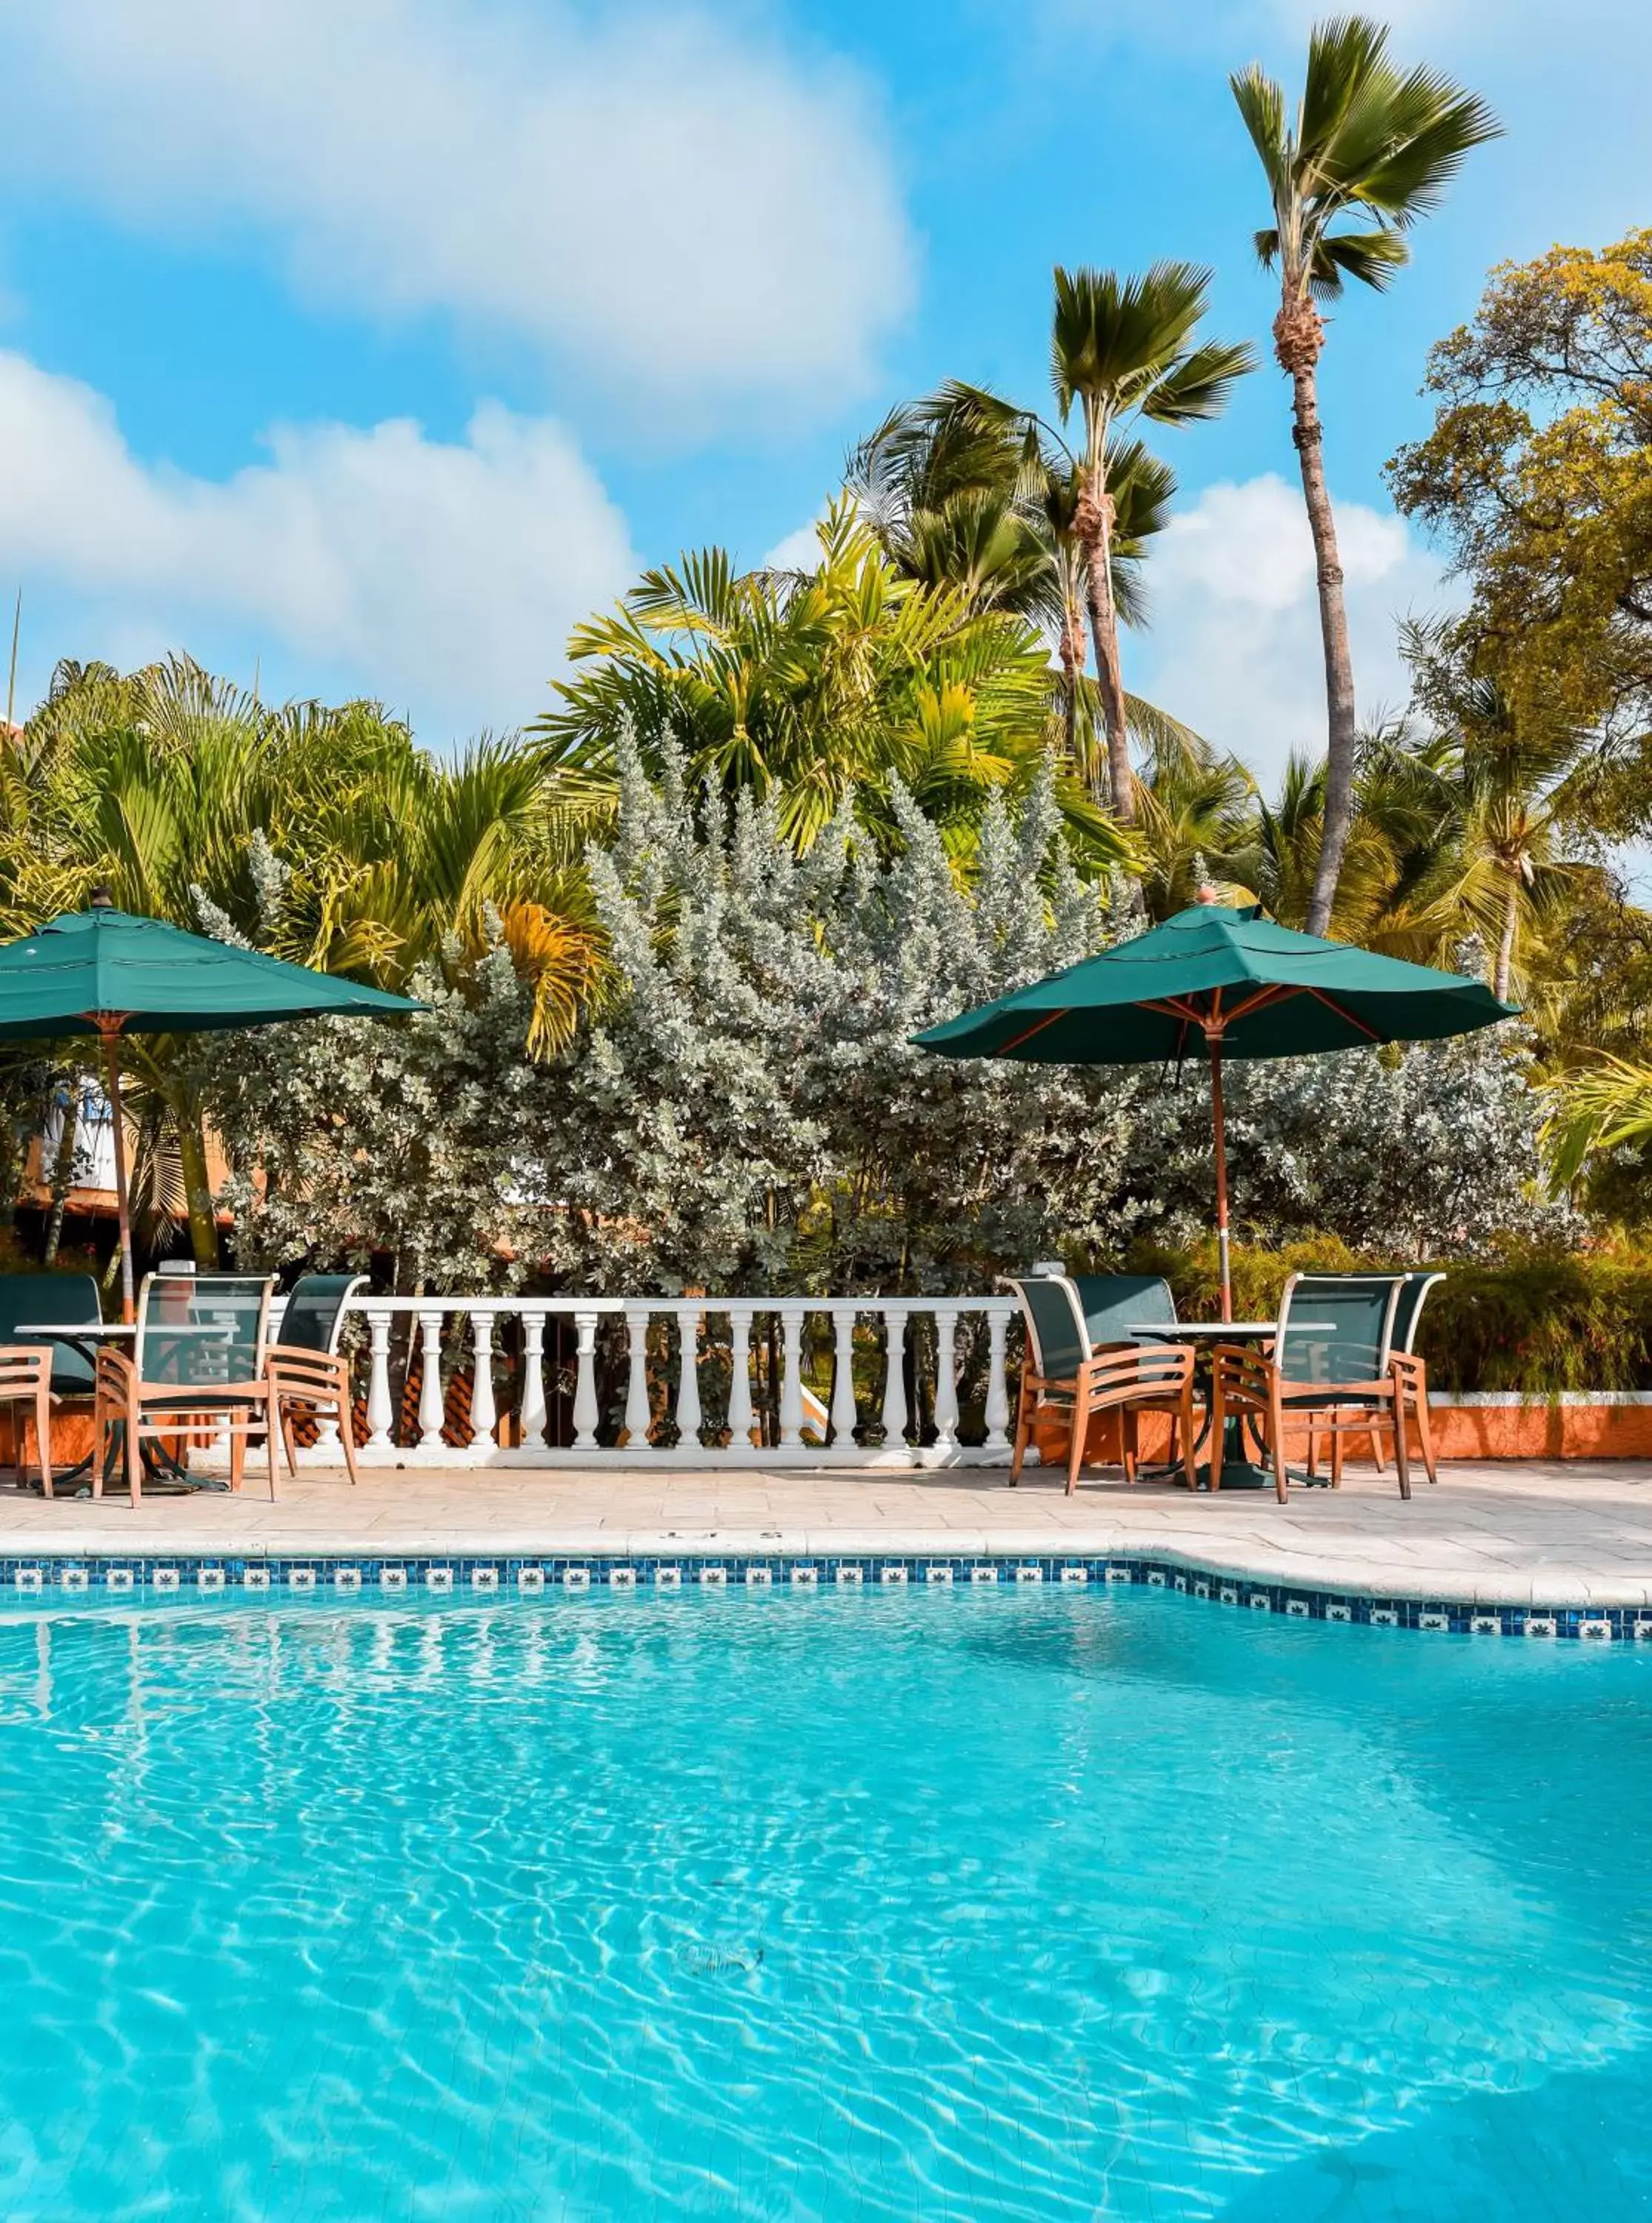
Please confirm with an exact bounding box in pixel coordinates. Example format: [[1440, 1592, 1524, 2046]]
[[1128, 1320, 1333, 1338], [15, 1320, 136, 1338]]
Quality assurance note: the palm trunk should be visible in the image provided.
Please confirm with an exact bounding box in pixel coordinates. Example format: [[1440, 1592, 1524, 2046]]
[[1278, 302, 1357, 939], [42, 1088, 79, 1266], [1058, 614, 1082, 771], [1493, 879, 1519, 1004], [1076, 476, 1133, 823], [176, 1112, 220, 1269]]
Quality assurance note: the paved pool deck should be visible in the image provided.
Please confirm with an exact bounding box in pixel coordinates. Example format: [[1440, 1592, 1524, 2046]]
[[2, 1457, 1651, 1607]]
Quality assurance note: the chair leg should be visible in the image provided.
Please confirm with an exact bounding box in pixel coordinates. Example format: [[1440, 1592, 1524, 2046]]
[[1413, 1390, 1439, 1485], [279, 1404, 300, 1478], [1121, 1408, 1138, 1486], [1066, 1399, 1088, 1496], [1181, 1385, 1198, 1489], [338, 1402, 361, 1488], [1010, 1379, 1033, 1486], [1392, 1399, 1412, 1501], [126, 1404, 142, 1507], [1330, 1426, 1344, 1489], [1269, 1389, 1288, 1502], [265, 1395, 279, 1503], [35, 1394, 53, 1501], [1306, 1427, 1318, 1478]]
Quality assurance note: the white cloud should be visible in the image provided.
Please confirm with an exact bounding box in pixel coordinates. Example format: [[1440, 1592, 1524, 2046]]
[[0, 351, 633, 739], [0, 0, 910, 416], [1124, 473, 1457, 783]]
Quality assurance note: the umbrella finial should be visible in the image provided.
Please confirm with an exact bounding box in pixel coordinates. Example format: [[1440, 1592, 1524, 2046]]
[[90, 885, 115, 911], [1193, 881, 1220, 906]]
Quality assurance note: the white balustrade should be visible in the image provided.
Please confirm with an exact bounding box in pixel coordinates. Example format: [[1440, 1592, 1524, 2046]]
[[673, 1303, 703, 1446], [829, 1312, 859, 1447], [726, 1304, 756, 1454], [570, 1312, 601, 1451], [929, 1312, 960, 1461], [777, 1306, 806, 1448], [310, 1292, 1021, 1472], [517, 1316, 548, 1449], [468, 1311, 497, 1448], [416, 1310, 446, 1448]]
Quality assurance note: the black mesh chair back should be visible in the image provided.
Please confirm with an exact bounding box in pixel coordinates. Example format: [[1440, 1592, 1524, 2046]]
[[1070, 1275, 1177, 1348], [275, 1274, 367, 1357], [137, 1273, 274, 1393], [0, 1273, 103, 1395]]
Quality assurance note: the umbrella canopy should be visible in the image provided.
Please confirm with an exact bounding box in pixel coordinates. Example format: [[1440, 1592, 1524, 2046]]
[[0, 903, 419, 1040], [915, 900, 1516, 1317], [0, 899, 424, 1317], [915, 901, 1512, 1065]]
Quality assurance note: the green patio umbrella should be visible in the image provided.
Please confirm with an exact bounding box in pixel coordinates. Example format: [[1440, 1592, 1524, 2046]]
[[915, 898, 1516, 1319], [0, 893, 424, 1320]]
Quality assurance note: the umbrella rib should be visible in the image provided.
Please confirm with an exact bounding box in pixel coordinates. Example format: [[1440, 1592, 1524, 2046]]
[[996, 1007, 1071, 1054], [1305, 988, 1382, 1041]]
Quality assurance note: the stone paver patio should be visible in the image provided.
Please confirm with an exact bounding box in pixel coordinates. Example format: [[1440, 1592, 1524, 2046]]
[[2, 1458, 1651, 1606]]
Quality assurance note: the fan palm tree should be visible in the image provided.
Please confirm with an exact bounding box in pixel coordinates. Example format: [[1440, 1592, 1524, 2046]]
[[945, 271, 1250, 822], [1231, 16, 1500, 935], [847, 383, 1181, 792]]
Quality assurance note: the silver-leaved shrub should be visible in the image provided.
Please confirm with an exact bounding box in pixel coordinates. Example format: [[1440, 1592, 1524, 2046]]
[[206, 740, 1562, 1292]]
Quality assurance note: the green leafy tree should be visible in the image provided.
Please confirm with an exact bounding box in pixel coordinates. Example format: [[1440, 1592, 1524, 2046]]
[[1387, 230, 1652, 840], [1232, 15, 1499, 934]]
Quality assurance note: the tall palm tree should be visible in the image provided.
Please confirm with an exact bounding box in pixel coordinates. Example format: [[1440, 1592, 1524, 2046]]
[[953, 270, 1250, 822], [1231, 16, 1500, 935]]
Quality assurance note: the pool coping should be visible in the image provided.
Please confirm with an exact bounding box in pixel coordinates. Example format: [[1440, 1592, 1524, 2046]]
[[1, 1544, 1648, 1641]]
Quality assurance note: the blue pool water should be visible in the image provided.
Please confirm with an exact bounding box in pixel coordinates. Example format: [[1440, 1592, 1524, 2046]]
[[1, 1591, 1649, 2221]]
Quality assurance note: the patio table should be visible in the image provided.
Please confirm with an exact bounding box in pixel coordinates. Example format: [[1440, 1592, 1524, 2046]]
[[1128, 1320, 1334, 1491]]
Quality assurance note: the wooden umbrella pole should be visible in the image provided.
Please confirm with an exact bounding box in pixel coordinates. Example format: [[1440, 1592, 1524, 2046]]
[[99, 1024, 136, 1323], [1209, 1031, 1232, 1323]]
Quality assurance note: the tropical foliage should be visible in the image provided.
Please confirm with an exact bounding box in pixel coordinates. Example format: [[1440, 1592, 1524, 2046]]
[[533, 500, 1132, 867]]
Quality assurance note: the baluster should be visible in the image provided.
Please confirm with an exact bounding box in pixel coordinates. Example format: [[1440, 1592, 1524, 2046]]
[[983, 1306, 1011, 1452], [571, 1312, 601, 1451], [417, 1309, 447, 1448], [622, 1304, 652, 1448], [468, 1312, 497, 1448], [880, 1306, 910, 1452], [363, 1307, 394, 1450], [932, 1308, 960, 1454], [830, 1308, 859, 1447], [778, 1305, 805, 1448], [517, 1312, 548, 1449], [674, 1303, 702, 1445], [725, 1304, 756, 1451]]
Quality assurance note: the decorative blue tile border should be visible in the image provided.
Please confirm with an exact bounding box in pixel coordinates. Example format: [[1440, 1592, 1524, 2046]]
[[0, 1551, 1648, 1640]]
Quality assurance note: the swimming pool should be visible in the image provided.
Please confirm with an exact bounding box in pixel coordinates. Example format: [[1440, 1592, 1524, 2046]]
[[1, 1589, 1648, 2220]]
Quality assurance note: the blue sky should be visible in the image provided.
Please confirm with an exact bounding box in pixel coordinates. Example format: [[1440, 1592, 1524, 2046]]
[[0, 0, 1646, 780]]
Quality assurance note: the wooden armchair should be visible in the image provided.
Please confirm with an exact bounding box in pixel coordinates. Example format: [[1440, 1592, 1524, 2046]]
[[1210, 1274, 1416, 1503], [1006, 1275, 1198, 1495], [266, 1273, 367, 1484], [0, 1346, 56, 1498]]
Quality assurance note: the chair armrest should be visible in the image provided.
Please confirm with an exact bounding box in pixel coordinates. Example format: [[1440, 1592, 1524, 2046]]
[[267, 1347, 351, 1395]]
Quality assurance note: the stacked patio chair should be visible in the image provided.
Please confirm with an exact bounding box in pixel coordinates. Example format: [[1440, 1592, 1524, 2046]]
[[265, 1273, 367, 1485], [1005, 1272, 1197, 1495], [95, 1273, 278, 1506], [0, 1273, 103, 1498], [1210, 1272, 1442, 1503]]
